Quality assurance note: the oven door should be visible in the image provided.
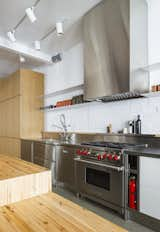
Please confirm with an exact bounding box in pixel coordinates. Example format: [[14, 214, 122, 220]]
[[74, 158, 124, 208]]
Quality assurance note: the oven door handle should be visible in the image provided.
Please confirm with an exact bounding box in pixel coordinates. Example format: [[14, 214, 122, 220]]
[[74, 158, 124, 172]]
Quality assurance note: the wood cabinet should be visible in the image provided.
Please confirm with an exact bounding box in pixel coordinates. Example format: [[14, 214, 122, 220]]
[[20, 69, 44, 138], [0, 96, 20, 137], [0, 138, 21, 157], [0, 70, 20, 101], [0, 69, 44, 157]]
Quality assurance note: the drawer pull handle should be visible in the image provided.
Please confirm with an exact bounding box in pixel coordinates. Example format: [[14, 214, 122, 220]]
[[63, 150, 69, 154]]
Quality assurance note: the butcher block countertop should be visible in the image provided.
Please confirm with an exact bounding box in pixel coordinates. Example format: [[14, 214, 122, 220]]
[[0, 192, 128, 232], [0, 154, 47, 179], [0, 154, 51, 206]]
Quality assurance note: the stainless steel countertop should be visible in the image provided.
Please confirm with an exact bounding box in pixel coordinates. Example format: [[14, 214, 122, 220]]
[[124, 147, 160, 158], [21, 138, 160, 158], [21, 138, 82, 147]]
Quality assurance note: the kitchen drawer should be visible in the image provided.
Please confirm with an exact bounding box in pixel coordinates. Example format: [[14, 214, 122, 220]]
[[34, 143, 54, 159], [34, 142, 45, 154], [21, 140, 33, 162], [34, 157, 52, 169], [34, 151, 53, 160]]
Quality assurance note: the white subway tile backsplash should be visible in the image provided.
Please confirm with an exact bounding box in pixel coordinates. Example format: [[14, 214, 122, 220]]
[[36, 39, 160, 135], [44, 95, 160, 134]]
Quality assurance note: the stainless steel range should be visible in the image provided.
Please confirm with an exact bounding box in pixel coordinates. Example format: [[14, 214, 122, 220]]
[[74, 141, 144, 216]]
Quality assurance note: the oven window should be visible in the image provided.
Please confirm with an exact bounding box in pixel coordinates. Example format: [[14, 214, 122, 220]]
[[86, 168, 110, 190]]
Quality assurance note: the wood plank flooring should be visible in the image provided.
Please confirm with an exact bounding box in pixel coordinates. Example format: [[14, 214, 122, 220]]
[[0, 192, 128, 232]]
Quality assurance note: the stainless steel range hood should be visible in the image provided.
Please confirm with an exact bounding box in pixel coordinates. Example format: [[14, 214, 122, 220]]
[[83, 0, 149, 102]]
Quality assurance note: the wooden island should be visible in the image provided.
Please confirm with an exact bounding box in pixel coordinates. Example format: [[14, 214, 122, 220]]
[[0, 154, 127, 232], [0, 154, 51, 206]]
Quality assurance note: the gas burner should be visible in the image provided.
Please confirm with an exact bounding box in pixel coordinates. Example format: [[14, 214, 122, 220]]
[[81, 141, 141, 149]]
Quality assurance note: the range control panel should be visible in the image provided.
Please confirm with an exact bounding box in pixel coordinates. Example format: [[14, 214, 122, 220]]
[[76, 148, 122, 163]]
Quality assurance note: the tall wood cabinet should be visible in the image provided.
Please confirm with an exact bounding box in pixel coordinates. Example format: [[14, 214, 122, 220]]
[[0, 69, 44, 157]]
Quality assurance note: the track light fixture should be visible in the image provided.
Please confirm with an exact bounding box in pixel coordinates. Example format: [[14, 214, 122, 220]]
[[56, 22, 64, 36], [19, 55, 26, 63], [34, 40, 41, 50], [7, 30, 16, 42], [25, 7, 37, 23], [26, 0, 40, 23], [34, 21, 64, 50], [6, 0, 40, 42]]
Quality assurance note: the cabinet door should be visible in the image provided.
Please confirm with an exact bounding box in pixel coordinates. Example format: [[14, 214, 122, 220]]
[[140, 157, 160, 220], [20, 69, 44, 138], [0, 138, 21, 158], [33, 142, 53, 168], [0, 70, 20, 101], [56, 146, 75, 189], [21, 140, 33, 162], [0, 96, 20, 138]]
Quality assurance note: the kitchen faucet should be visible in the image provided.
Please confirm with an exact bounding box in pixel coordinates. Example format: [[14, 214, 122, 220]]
[[52, 114, 71, 141]]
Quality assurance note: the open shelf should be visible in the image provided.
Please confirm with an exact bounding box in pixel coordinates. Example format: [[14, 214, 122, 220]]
[[38, 84, 84, 99], [140, 62, 160, 72], [142, 91, 160, 98], [41, 101, 100, 112]]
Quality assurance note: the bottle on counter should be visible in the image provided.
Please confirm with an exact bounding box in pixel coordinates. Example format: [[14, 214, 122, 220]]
[[107, 124, 112, 134], [132, 120, 136, 134], [123, 127, 128, 134], [136, 115, 141, 134], [128, 121, 133, 134]]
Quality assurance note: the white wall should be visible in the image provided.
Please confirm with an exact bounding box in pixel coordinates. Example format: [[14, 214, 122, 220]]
[[36, 0, 160, 135], [140, 156, 160, 220]]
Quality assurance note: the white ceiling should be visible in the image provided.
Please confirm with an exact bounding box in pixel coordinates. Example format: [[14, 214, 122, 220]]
[[0, 0, 101, 53], [0, 0, 101, 77], [0, 48, 46, 77]]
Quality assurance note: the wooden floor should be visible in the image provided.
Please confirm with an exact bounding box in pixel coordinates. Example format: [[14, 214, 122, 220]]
[[0, 155, 51, 206], [0, 192, 128, 232]]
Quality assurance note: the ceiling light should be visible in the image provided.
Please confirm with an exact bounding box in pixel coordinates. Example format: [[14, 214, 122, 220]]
[[56, 22, 64, 36], [34, 40, 41, 50], [25, 7, 37, 23], [19, 55, 26, 63], [7, 30, 16, 42]]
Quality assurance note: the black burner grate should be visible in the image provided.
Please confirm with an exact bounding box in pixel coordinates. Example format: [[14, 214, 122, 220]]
[[81, 141, 141, 149]]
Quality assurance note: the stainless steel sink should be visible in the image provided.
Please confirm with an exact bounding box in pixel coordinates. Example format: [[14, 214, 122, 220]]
[[44, 139, 61, 145]]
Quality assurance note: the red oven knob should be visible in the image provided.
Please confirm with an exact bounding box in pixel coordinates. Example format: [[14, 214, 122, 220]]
[[102, 153, 107, 159], [79, 150, 84, 155], [108, 154, 113, 160], [81, 150, 85, 155], [83, 150, 88, 156], [113, 155, 120, 161], [97, 154, 102, 160], [76, 149, 81, 155], [83, 150, 87, 155]]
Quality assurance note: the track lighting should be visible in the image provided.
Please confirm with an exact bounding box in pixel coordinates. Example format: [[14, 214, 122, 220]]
[[6, 0, 40, 42], [25, 7, 37, 23], [7, 30, 16, 42], [56, 22, 64, 36], [34, 21, 64, 50], [19, 55, 26, 63], [34, 40, 41, 50]]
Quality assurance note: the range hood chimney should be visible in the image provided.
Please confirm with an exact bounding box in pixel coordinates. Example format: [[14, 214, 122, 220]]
[[83, 0, 149, 102]]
